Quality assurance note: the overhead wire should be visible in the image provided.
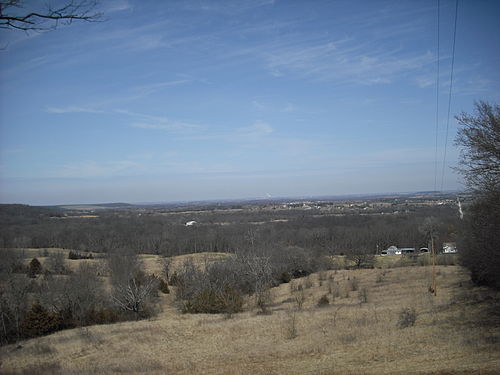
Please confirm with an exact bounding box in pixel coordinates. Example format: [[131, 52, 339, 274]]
[[440, 0, 459, 191], [433, 0, 441, 192]]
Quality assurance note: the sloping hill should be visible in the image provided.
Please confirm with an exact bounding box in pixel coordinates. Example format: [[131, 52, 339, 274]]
[[1, 265, 499, 374]]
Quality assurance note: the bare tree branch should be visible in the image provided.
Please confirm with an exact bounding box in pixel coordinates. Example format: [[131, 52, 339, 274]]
[[454, 101, 500, 195], [0, 0, 102, 32]]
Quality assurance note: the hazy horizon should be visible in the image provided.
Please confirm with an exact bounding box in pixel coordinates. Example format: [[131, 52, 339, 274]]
[[2, 189, 464, 207], [1, 0, 499, 205]]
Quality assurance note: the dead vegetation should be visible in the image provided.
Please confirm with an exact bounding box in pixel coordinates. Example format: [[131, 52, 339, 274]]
[[1, 263, 499, 375]]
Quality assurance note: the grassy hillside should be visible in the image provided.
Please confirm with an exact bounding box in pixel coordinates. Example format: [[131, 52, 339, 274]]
[[1, 264, 499, 375]]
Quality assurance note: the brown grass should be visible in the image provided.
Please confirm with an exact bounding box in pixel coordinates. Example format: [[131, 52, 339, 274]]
[[2, 248, 230, 276], [1, 264, 499, 374]]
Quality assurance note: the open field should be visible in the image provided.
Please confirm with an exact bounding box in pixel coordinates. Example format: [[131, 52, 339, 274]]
[[1, 264, 499, 375]]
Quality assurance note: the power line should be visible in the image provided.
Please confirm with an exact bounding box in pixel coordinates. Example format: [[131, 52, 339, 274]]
[[433, 0, 441, 192], [440, 0, 459, 191]]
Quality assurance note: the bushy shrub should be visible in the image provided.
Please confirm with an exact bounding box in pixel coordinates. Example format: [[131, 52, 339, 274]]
[[359, 287, 368, 304], [56, 308, 77, 330], [317, 294, 329, 307], [255, 289, 273, 314], [349, 276, 359, 291], [21, 303, 61, 338], [87, 308, 121, 324], [182, 286, 243, 314], [68, 251, 93, 260], [158, 277, 170, 294], [279, 271, 292, 283], [168, 272, 181, 286], [47, 251, 67, 274], [397, 307, 417, 328], [27, 258, 42, 278]]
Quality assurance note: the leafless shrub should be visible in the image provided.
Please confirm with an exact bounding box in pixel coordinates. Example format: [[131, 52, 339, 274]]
[[111, 272, 159, 319], [328, 281, 340, 301], [283, 310, 298, 339], [349, 276, 358, 291], [2, 361, 63, 375], [159, 257, 172, 281], [397, 307, 417, 328], [331, 305, 344, 326], [304, 276, 314, 289], [339, 333, 357, 344], [175, 253, 273, 315], [375, 271, 385, 283], [293, 288, 306, 310], [359, 287, 368, 304], [108, 252, 158, 319], [46, 251, 67, 274], [255, 289, 273, 315], [327, 280, 334, 295], [77, 327, 104, 347], [343, 287, 350, 299], [30, 342, 57, 356], [317, 294, 329, 307]]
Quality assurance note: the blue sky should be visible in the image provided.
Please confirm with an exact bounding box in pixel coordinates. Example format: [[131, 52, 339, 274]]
[[1, 0, 499, 205]]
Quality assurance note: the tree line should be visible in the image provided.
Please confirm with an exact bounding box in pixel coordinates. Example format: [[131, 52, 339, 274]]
[[0, 204, 460, 257]]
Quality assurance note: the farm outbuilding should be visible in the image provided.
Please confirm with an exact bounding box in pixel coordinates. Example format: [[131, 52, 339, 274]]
[[381, 246, 399, 256], [442, 242, 457, 253]]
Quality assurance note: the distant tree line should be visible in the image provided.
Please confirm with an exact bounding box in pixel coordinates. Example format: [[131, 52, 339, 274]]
[[0, 204, 460, 257]]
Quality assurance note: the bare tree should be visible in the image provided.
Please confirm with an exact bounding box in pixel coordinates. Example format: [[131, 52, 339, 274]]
[[111, 273, 158, 319], [39, 262, 104, 325], [345, 248, 374, 269], [0, 0, 101, 32], [419, 217, 440, 249], [159, 256, 172, 281], [0, 275, 31, 343], [46, 251, 66, 274], [239, 253, 274, 313], [455, 101, 500, 289], [455, 101, 500, 195], [107, 251, 158, 319], [0, 249, 24, 279]]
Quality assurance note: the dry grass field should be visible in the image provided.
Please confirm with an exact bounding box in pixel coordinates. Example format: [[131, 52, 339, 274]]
[[1, 260, 499, 375], [2, 248, 231, 275]]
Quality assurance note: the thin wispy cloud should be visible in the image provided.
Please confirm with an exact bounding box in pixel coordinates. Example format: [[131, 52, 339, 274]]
[[181, 0, 275, 14], [53, 160, 140, 179], [46, 106, 104, 114], [252, 101, 266, 110], [116, 109, 202, 134], [258, 37, 435, 84], [133, 79, 192, 97], [238, 121, 274, 137], [130, 121, 199, 133], [102, 1, 133, 13]]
